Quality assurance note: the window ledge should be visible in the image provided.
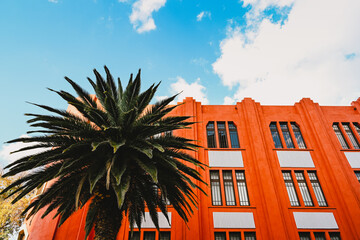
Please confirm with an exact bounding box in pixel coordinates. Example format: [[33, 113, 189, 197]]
[[288, 207, 335, 210], [209, 206, 256, 209], [274, 148, 314, 151], [206, 148, 246, 151]]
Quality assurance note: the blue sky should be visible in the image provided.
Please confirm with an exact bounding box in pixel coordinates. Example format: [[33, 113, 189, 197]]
[[0, 0, 359, 167]]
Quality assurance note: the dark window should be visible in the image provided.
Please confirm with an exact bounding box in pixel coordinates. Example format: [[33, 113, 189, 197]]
[[308, 171, 327, 206], [217, 122, 228, 148], [270, 122, 283, 148], [355, 171, 360, 183], [291, 122, 306, 149], [280, 122, 295, 148], [329, 232, 341, 240], [164, 130, 172, 137], [159, 232, 171, 240], [299, 232, 311, 240], [129, 232, 140, 240], [343, 123, 360, 149], [314, 232, 326, 240], [333, 123, 349, 149], [244, 232, 256, 240], [354, 123, 360, 136], [223, 171, 236, 205], [144, 232, 156, 240], [295, 171, 313, 206], [207, 122, 217, 148], [235, 171, 250, 206], [210, 171, 222, 205], [229, 232, 241, 240], [214, 232, 226, 240], [228, 122, 240, 148], [282, 171, 300, 206]]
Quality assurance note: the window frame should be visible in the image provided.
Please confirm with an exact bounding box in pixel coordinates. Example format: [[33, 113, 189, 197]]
[[128, 231, 171, 240], [217, 121, 229, 148], [209, 169, 250, 207], [206, 121, 241, 149], [281, 170, 327, 208], [332, 122, 360, 150], [270, 121, 307, 149], [207, 121, 217, 148], [354, 170, 360, 183], [228, 121, 240, 148], [298, 231, 341, 240], [214, 231, 256, 240], [280, 122, 295, 148]]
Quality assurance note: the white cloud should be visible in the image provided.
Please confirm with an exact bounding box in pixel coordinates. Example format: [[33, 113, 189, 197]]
[[129, 0, 166, 33], [0, 135, 46, 168], [170, 77, 209, 104], [197, 11, 211, 22], [213, 0, 360, 105], [223, 96, 235, 105], [48, 0, 58, 3]]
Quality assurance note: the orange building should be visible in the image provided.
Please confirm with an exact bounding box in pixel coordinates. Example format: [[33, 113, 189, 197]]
[[22, 97, 360, 240]]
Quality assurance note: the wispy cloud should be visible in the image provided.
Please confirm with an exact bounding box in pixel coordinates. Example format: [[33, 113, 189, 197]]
[[0, 135, 47, 168], [197, 11, 211, 22], [129, 0, 166, 33], [48, 0, 58, 3], [213, 0, 360, 105]]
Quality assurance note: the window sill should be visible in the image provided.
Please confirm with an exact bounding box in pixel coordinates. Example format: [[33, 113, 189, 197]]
[[209, 206, 256, 209], [273, 148, 313, 151], [288, 206, 334, 210], [206, 148, 246, 151]]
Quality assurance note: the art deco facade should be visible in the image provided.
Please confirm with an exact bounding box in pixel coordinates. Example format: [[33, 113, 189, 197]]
[[23, 97, 360, 240]]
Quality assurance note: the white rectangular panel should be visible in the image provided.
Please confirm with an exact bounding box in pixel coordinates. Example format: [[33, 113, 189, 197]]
[[135, 212, 171, 229], [213, 212, 255, 229], [293, 212, 338, 229], [208, 151, 243, 167], [277, 151, 315, 168], [344, 152, 360, 168]]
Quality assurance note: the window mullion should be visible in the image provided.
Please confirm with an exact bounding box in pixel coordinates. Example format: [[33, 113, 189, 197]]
[[338, 123, 353, 149], [217, 122, 229, 148], [308, 171, 327, 207], [291, 171, 305, 206], [280, 122, 295, 148], [226, 122, 232, 149], [295, 171, 314, 206], [219, 170, 226, 206], [223, 170, 236, 205], [304, 171, 319, 207], [282, 171, 300, 206], [288, 122, 299, 149], [277, 122, 287, 149], [349, 123, 360, 149]]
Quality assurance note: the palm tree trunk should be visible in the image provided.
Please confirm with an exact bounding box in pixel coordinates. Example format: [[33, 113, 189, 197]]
[[94, 199, 122, 240]]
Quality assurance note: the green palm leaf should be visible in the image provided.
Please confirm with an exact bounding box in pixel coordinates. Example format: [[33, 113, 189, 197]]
[[0, 66, 206, 240]]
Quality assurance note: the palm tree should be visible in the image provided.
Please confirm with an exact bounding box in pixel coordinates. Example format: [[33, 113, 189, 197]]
[[1, 66, 206, 240]]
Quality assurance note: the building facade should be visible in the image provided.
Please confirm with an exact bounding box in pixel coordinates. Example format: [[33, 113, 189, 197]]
[[23, 97, 360, 240]]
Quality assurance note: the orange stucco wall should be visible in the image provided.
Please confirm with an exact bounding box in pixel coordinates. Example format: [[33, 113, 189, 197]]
[[24, 97, 360, 240]]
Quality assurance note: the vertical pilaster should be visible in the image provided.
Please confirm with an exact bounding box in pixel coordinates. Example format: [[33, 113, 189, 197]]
[[296, 98, 360, 239], [239, 98, 291, 239]]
